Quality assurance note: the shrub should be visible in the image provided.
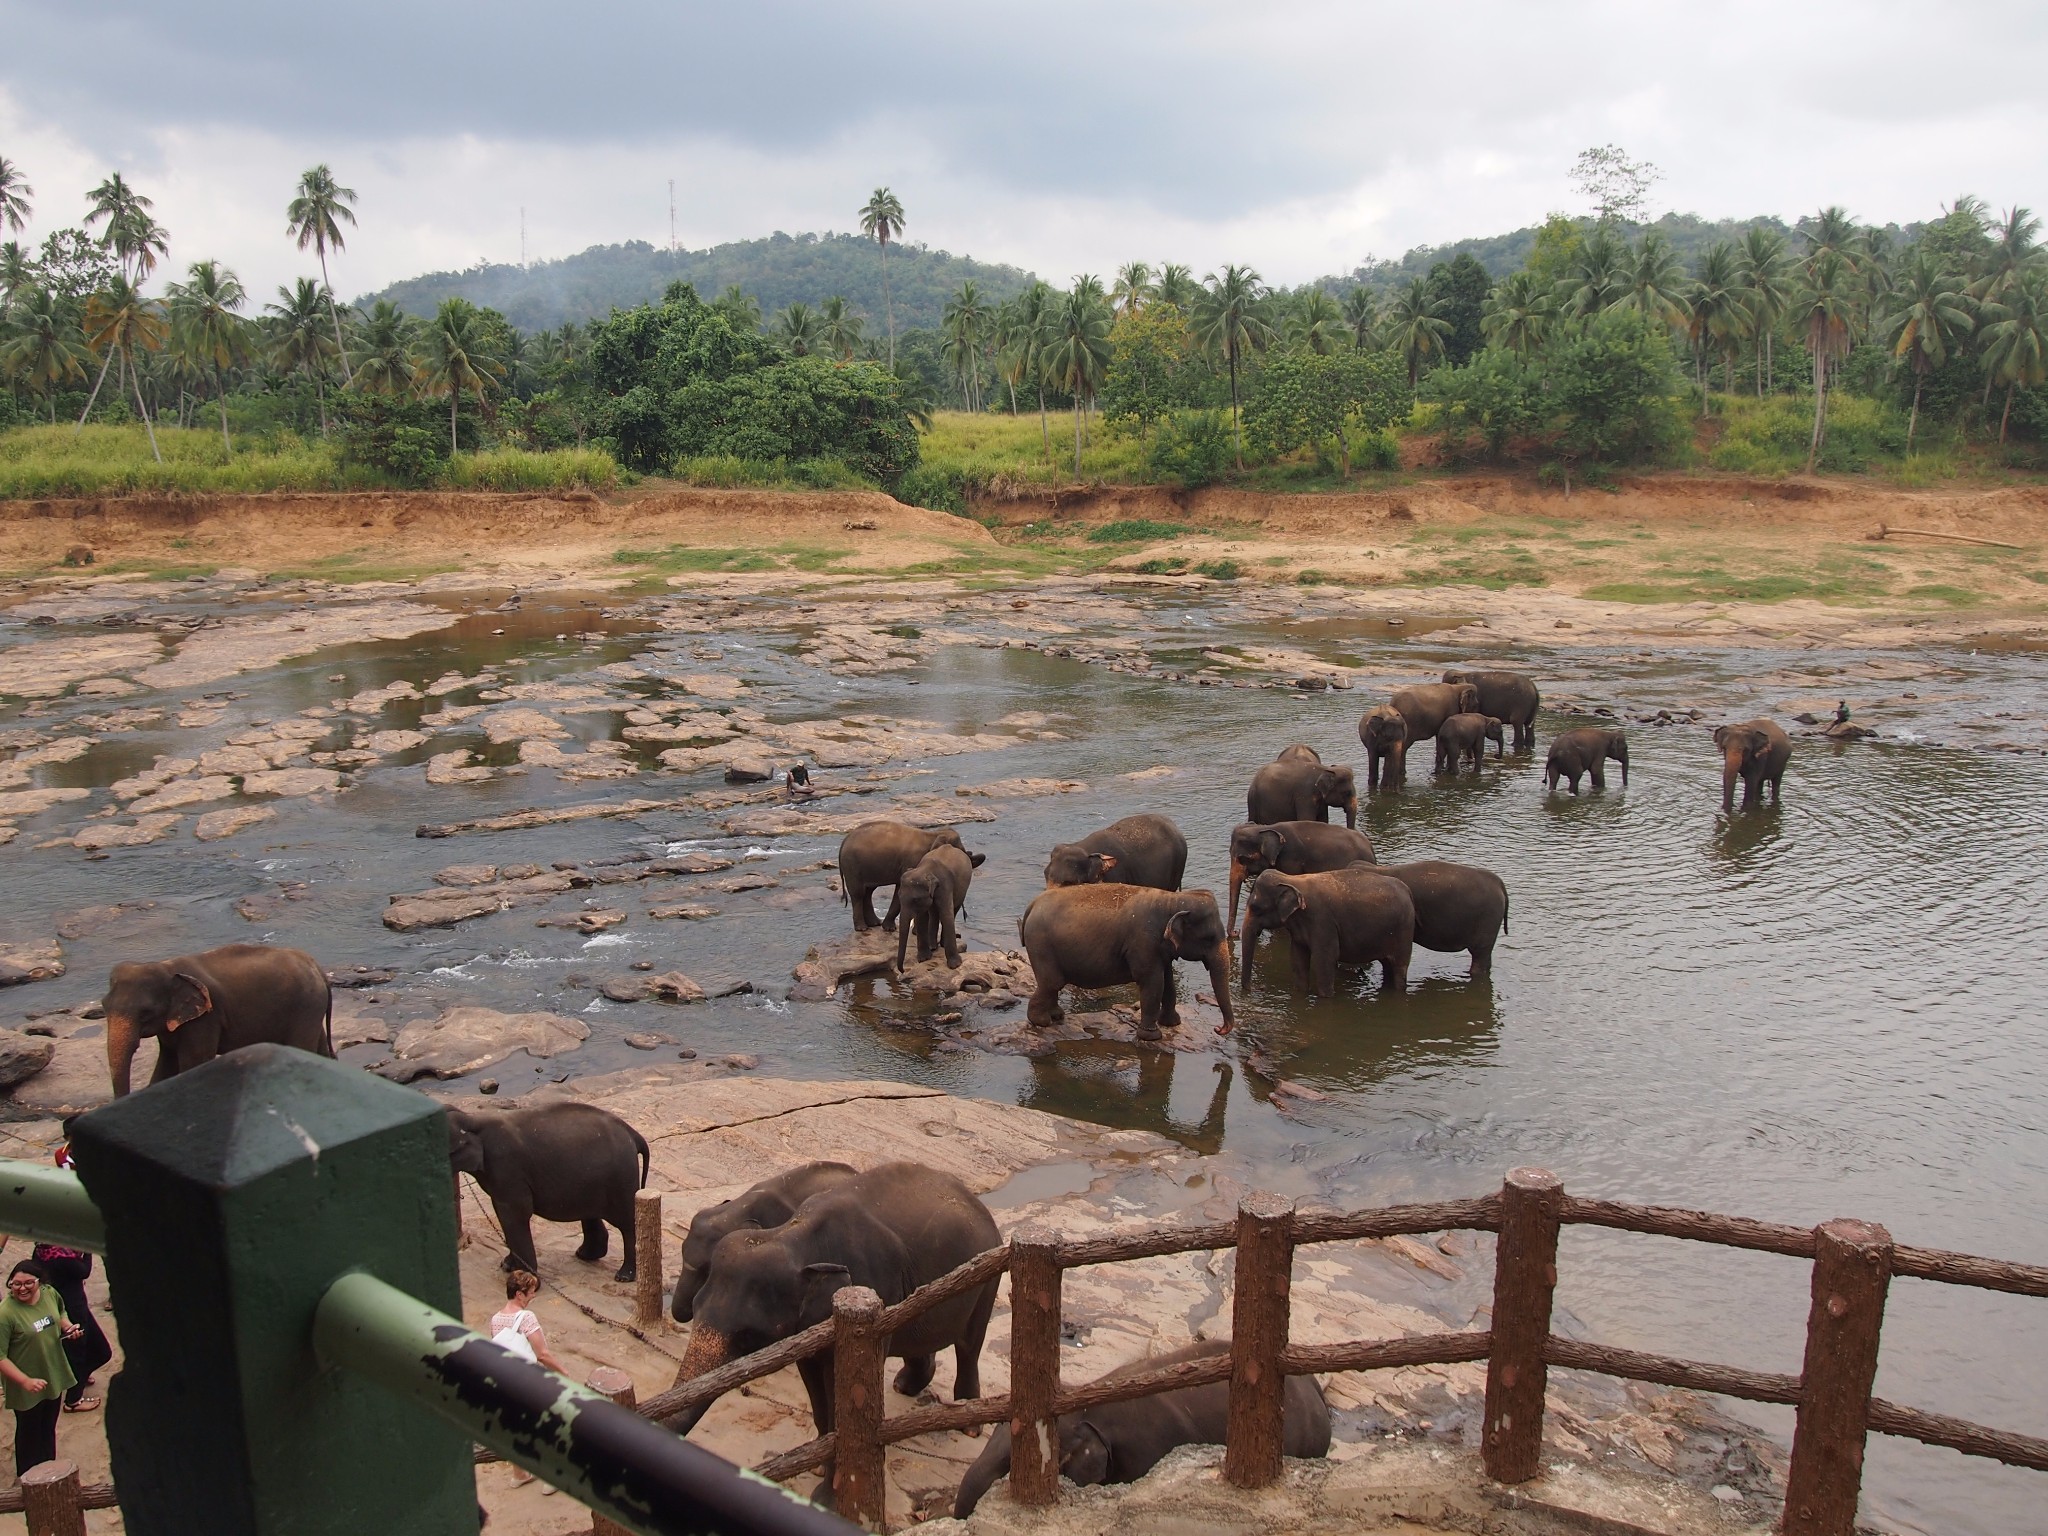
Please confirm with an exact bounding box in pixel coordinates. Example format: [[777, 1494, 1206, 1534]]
[[895, 464, 967, 514], [1194, 558, 1243, 581], [1146, 411, 1233, 488], [1355, 429, 1401, 471], [1087, 519, 1189, 543], [334, 394, 450, 487]]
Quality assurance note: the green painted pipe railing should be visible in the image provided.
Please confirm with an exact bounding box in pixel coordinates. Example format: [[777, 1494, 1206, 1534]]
[[0, 1160, 105, 1253]]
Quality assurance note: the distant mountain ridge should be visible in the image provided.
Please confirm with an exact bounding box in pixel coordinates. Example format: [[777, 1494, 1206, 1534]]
[[360, 231, 1036, 333]]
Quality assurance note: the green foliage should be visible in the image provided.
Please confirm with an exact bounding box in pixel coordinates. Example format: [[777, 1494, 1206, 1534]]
[[1425, 347, 1543, 461], [1243, 349, 1411, 473], [671, 454, 873, 490], [894, 464, 968, 514], [1710, 393, 1910, 473], [1102, 305, 1195, 438], [0, 422, 347, 495], [1087, 519, 1189, 543], [1135, 556, 1188, 574], [1194, 558, 1243, 580], [444, 447, 617, 492], [1423, 253, 1491, 366], [1144, 411, 1233, 487], [334, 391, 448, 485], [1547, 311, 1687, 466]]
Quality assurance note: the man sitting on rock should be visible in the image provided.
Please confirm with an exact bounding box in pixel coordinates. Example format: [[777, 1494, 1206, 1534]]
[[785, 763, 816, 801]]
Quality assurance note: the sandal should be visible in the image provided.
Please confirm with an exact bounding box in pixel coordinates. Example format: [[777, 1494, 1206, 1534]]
[[63, 1395, 101, 1412]]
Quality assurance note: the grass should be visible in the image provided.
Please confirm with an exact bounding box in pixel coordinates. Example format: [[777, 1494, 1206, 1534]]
[[1086, 519, 1192, 543], [670, 454, 873, 491], [917, 410, 1151, 487], [271, 551, 464, 584]]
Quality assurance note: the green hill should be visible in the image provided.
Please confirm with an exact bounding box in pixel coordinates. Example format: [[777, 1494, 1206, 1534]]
[[360, 231, 1035, 333]]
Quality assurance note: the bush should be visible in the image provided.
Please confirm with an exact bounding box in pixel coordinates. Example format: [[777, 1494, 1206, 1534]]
[[1087, 519, 1189, 543], [1710, 393, 1911, 474], [1146, 411, 1233, 488], [671, 454, 873, 490], [446, 447, 618, 492], [334, 394, 450, 487], [1195, 558, 1242, 581], [1355, 429, 1401, 471], [895, 464, 968, 514]]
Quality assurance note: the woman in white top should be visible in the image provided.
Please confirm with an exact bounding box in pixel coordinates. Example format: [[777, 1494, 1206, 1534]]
[[488, 1269, 565, 1374]]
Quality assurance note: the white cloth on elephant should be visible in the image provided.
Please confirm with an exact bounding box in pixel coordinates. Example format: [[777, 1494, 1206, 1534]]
[[489, 1307, 542, 1362]]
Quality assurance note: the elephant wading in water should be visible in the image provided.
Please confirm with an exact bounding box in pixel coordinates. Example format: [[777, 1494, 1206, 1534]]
[[1020, 885, 1236, 1039], [1435, 712, 1504, 773], [1390, 682, 1480, 758], [1358, 704, 1410, 790], [670, 1163, 1000, 1440], [1225, 820, 1376, 930], [1371, 860, 1510, 976], [1443, 668, 1540, 750], [896, 845, 985, 970], [838, 821, 971, 933], [952, 1339, 1332, 1516], [1044, 813, 1188, 890], [1241, 866, 1414, 996], [1246, 749, 1358, 828], [1545, 728, 1629, 794], [1714, 718, 1792, 810], [447, 1102, 650, 1281], [671, 1162, 858, 1323], [102, 943, 333, 1097]]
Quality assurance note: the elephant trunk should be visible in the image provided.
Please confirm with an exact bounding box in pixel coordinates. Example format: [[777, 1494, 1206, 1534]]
[[1721, 753, 1740, 808], [106, 1015, 144, 1098], [670, 1265, 703, 1324], [667, 1326, 731, 1435], [1239, 916, 1264, 989], [1208, 945, 1236, 1034], [1617, 742, 1629, 785], [1226, 857, 1246, 932], [1340, 793, 1358, 830]]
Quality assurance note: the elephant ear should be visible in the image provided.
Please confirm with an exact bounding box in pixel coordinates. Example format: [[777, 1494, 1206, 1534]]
[[800, 1261, 852, 1322], [1257, 829, 1284, 863], [1161, 909, 1187, 951], [1712, 726, 1731, 748], [165, 973, 213, 1030], [1094, 853, 1118, 873], [969, 852, 987, 868]]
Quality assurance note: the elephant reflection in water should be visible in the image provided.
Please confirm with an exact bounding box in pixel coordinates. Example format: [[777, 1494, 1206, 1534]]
[[1022, 1053, 1233, 1156]]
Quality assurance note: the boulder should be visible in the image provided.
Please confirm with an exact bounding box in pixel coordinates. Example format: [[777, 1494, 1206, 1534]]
[[425, 750, 496, 786], [647, 971, 707, 1003], [0, 1031, 55, 1088], [379, 1007, 589, 1081], [383, 891, 507, 932], [432, 863, 502, 887], [647, 904, 718, 922], [790, 931, 895, 1001]]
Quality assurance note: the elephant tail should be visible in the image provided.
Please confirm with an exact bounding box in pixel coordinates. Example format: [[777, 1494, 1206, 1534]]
[[321, 980, 336, 1059], [1501, 891, 1510, 936], [631, 1126, 650, 1189]]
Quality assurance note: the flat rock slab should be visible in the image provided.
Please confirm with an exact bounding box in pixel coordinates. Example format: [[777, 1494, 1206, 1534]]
[[480, 707, 571, 745], [127, 774, 238, 813], [955, 778, 1089, 799], [425, 750, 497, 786], [193, 804, 277, 842], [647, 904, 718, 921], [380, 1007, 590, 1081], [954, 1007, 1223, 1058], [791, 930, 898, 999], [0, 788, 89, 818], [241, 767, 343, 798], [723, 802, 997, 837], [53, 901, 158, 942], [384, 891, 510, 932], [535, 908, 627, 934], [72, 814, 183, 850]]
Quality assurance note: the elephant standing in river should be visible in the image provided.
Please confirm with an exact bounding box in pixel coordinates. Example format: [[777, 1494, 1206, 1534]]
[[671, 1162, 859, 1323], [896, 845, 985, 970], [1246, 751, 1358, 828], [102, 943, 333, 1098], [447, 1102, 650, 1281], [1714, 719, 1792, 810], [1443, 668, 1540, 750], [1435, 713, 1504, 773], [1241, 866, 1414, 995], [1545, 728, 1629, 794], [838, 821, 971, 932], [1358, 704, 1410, 790], [1044, 813, 1188, 890], [1020, 885, 1236, 1039], [1370, 860, 1509, 975], [1225, 820, 1376, 930], [1391, 682, 1481, 753]]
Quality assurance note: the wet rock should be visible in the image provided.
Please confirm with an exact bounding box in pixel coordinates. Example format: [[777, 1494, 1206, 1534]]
[[696, 873, 778, 894], [433, 864, 502, 887], [54, 901, 157, 941], [383, 891, 509, 932], [379, 1007, 589, 1081], [955, 778, 1089, 799], [624, 1032, 674, 1050], [480, 707, 570, 745], [717, 1053, 759, 1070], [415, 795, 682, 837], [73, 814, 183, 850], [197, 744, 293, 775], [241, 767, 344, 798], [479, 1078, 499, 1095], [0, 941, 66, 987], [499, 864, 544, 881], [0, 788, 89, 818], [128, 775, 238, 813], [0, 1032, 54, 1088], [647, 903, 718, 921], [363, 729, 429, 755], [722, 802, 996, 838], [723, 759, 774, 783], [600, 979, 651, 1003], [791, 931, 896, 1000], [534, 908, 627, 934], [328, 966, 398, 988], [330, 1010, 393, 1050], [648, 852, 736, 875], [193, 804, 278, 842], [1822, 721, 1879, 740], [235, 882, 310, 923], [425, 750, 496, 786], [341, 680, 423, 713], [676, 1048, 698, 1060], [647, 972, 707, 1003], [630, 959, 655, 972]]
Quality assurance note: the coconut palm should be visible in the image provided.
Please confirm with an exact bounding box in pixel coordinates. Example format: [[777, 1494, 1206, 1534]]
[[166, 259, 251, 453], [348, 299, 418, 396], [285, 165, 360, 383], [1790, 252, 1857, 472], [1192, 264, 1271, 466], [1978, 271, 2048, 444], [942, 280, 991, 412], [0, 286, 87, 420], [85, 174, 166, 283], [1882, 251, 1971, 451], [416, 296, 505, 455], [1615, 230, 1692, 332], [1290, 288, 1344, 355], [776, 302, 820, 357], [1042, 283, 1113, 476], [1155, 263, 1197, 310], [1342, 286, 1379, 350], [1555, 227, 1628, 323], [858, 187, 906, 367], [710, 285, 760, 333], [818, 296, 864, 362], [1684, 243, 1746, 407], [1738, 228, 1794, 394], [1382, 278, 1450, 388], [1480, 271, 1551, 356], [1802, 205, 1862, 266], [266, 277, 341, 434], [0, 242, 30, 301], [0, 158, 31, 235], [999, 280, 1056, 457], [1112, 262, 1154, 316], [82, 276, 168, 459]]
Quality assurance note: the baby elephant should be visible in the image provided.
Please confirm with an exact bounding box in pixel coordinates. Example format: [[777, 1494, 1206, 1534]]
[[1020, 884, 1235, 1039], [953, 1339, 1331, 1516], [1241, 866, 1415, 996], [1044, 812, 1188, 891], [1545, 727, 1629, 794], [1435, 712, 1505, 773], [448, 1102, 649, 1281], [896, 844, 986, 970]]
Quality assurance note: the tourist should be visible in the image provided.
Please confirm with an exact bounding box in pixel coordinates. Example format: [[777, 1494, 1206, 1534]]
[[785, 762, 816, 801], [488, 1270, 564, 1374], [0, 1261, 80, 1476], [35, 1139, 109, 1414]]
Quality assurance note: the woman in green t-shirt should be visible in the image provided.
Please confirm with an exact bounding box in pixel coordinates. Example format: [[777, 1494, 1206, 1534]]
[[0, 1261, 80, 1475]]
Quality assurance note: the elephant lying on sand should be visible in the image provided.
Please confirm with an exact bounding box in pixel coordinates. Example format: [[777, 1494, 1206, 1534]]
[[1435, 712, 1504, 773], [838, 821, 970, 932], [1443, 668, 1540, 750], [1044, 813, 1188, 890], [1225, 820, 1376, 930], [1715, 719, 1792, 810], [448, 1102, 649, 1281], [670, 1163, 1000, 1438], [952, 1339, 1331, 1516], [102, 943, 333, 1097], [1241, 866, 1414, 995], [896, 844, 985, 970], [1020, 884, 1236, 1039], [671, 1162, 858, 1323], [1545, 728, 1629, 794], [1246, 750, 1359, 829]]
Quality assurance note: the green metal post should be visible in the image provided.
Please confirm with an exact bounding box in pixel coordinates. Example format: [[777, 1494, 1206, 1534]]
[[68, 1043, 475, 1536]]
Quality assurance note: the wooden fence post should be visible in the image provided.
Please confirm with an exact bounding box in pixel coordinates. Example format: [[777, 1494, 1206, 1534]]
[[831, 1286, 889, 1533], [1006, 1226, 1063, 1507], [634, 1190, 664, 1327], [586, 1367, 638, 1536], [1783, 1219, 1893, 1536], [1482, 1166, 1563, 1484], [20, 1460, 86, 1536], [1224, 1191, 1295, 1489]]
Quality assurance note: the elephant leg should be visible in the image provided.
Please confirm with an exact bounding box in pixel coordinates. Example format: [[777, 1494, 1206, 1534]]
[[851, 885, 879, 932], [1312, 942, 1338, 998], [880, 886, 902, 933], [1134, 967, 1168, 1039], [799, 1355, 835, 1436], [1590, 765, 1605, 789], [1469, 938, 1494, 977], [893, 1354, 937, 1398], [1027, 964, 1066, 1028], [576, 1218, 609, 1262], [492, 1194, 539, 1273], [1287, 935, 1312, 988], [939, 906, 962, 968], [611, 1199, 637, 1283], [953, 1282, 996, 1403], [1383, 946, 1410, 989]]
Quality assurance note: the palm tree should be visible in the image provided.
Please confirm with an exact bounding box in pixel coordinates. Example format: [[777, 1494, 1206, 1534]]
[[348, 299, 418, 395], [858, 187, 906, 367], [285, 165, 360, 383], [776, 302, 821, 356], [1480, 271, 1551, 356], [999, 280, 1056, 457], [0, 158, 31, 234], [167, 259, 251, 453], [1290, 288, 1344, 355], [82, 277, 168, 460], [1791, 252, 1857, 472], [1684, 243, 1746, 408], [1803, 205, 1862, 266], [1979, 271, 2048, 444], [711, 285, 760, 332], [266, 277, 341, 434], [1882, 251, 1971, 451], [1342, 286, 1379, 350], [942, 280, 991, 412], [1382, 278, 1450, 387], [818, 296, 864, 362], [1555, 227, 1628, 323], [1193, 265, 1271, 466], [85, 174, 165, 283], [417, 296, 505, 455], [1155, 263, 1197, 310], [1616, 229, 1692, 332], [0, 287, 87, 420], [1738, 228, 1794, 394], [1112, 262, 1154, 316], [0, 242, 30, 301], [1042, 284, 1113, 476]]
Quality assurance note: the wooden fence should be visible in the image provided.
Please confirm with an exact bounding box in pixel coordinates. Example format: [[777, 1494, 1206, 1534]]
[[601, 1165, 2048, 1536]]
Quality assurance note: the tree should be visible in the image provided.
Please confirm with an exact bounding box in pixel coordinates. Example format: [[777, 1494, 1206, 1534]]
[[1738, 227, 1794, 394], [1382, 277, 1450, 386], [1555, 227, 1628, 323], [776, 302, 820, 357], [711, 285, 762, 333], [0, 242, 29, 301], [1342, 286, 1379, 350], [1685, 242, 1747, 406], [818, 296, 864, 362], [1882, 251, 1970, 450], [1615, 229, 1691, 334], [941, 280, 991, 411], [1568, 145, 1660, 224], [27, 230, 116, 306], [286, 165, 360, 384], [1101, 302, 1190, 444], [1791, 251, 1857, 471], [0, 158, 31, 234], [349, 299, 419, 396], [1424, 347, 1542, 462], [1155, 263, 1197, 310], [1042, 283, 1113, 475], [85, 174, 165, 283], [1192, 264, 1271, 467], [1423, 253, 1490, 365], [267, 277, 342, 434], [858, 187, 905, 367], [1979, 270, 2048, 444], [416, 296, 506, 454], [81, 276, 168, 459], [167, 259, 251, 453], [1547, 310, 1684, 472], [1480, 270, 1553, 357], [0, 286, 87, 420], [1246, 349, 1411, 476], [1000, 280, 1056, 458], [1112, 262, 1154, 316], [1289, 288, 1344, 355]]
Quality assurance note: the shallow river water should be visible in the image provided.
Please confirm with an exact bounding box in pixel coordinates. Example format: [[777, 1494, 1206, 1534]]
[[2, 574, 2045, 1535]]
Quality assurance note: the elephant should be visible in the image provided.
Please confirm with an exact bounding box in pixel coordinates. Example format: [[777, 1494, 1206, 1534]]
[[1435, 712, 1505, 773], [447, 1102, 650, 1282], [1544, 727, 1629, 794], [1714, 718, 1792, 810], [1443, 668, 1541, 750], [669, 1162, 1000, 1440], [1246, 752, 1358, 829], [671, 1161, 859, 1323], [102, 943, 333, 1098], [1358, 704, 1410, 791], [1370, 860, 1510, 975], [896, 844, 985, 970], [952, 1339, 1331, 1516], [1044, 813, 1188, 891], [1240, 866, 1414, 996], [838, 821, 971, 933], [1225, 820, 1376, 931], [1390, 682, 1481, 750], [1019, 884, 1236, 1040], [1276, 742, 1322, 763]]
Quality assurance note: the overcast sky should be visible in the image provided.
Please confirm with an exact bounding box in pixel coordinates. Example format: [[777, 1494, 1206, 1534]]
[[4, 0, 2044, 303]]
